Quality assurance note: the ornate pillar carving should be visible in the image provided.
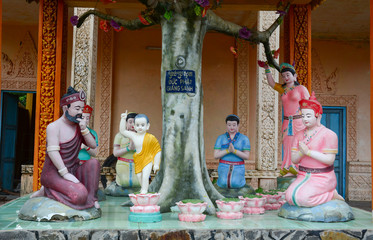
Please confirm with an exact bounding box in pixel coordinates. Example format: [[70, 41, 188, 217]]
[[97, 29, 113, 158], [256, 11, 280, 171], [236, 41, 249, 137], [284, 4, 312, 91], [71, 8, 98, 126], [33, 0, 63, 190]]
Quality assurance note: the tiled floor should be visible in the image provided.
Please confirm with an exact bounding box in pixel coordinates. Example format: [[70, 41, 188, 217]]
[[0, 195, 372, 231]]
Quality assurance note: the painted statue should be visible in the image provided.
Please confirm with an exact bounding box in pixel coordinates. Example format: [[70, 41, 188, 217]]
[[214, 114, 250, 189], [31, 86, 101, 210], [285, 92, 344, 207], [119, 111, 161, 194], [113, 112, 141, 189], [78, 104, 99, 165], [261, 62, 310, 176]]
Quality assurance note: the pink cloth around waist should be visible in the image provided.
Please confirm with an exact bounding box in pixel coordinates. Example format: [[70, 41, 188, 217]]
[[118, 157, 134, 163]]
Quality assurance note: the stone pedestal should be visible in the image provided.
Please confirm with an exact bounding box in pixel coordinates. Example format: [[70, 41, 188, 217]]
[[278, 200, 355, 222]]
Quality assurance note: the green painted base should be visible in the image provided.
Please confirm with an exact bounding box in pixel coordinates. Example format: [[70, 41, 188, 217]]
[[128, 211, 162, 223]]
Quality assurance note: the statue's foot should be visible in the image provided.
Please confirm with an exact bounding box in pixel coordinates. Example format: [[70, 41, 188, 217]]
[[94, 201, 100, 209], [279, 168, 289, 176], [140, 189, 148, 194], [30, 186, 45, 198], [288, 166, 298, 175], [332, 190, 345, 201]]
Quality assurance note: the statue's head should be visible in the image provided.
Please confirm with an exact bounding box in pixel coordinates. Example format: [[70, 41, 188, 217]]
[[300, 91, 323, 128], [61, 86, 86, 123], [82, 104, 93, 126], [280, 63, 299, 86], [126, 112, 138, 132], [134, 114, 150, 134], [225, 114, 240, 135]]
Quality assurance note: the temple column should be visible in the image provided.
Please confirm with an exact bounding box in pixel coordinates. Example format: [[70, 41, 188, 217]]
[[284, 4, 312, 91], [33, 0, 64, 190], [255, 11, 280, 189], [96, 29, 114, 158], [71, 8, 98, 126]]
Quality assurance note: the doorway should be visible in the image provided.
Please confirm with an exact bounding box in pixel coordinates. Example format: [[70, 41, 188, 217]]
[[0, 91, 36, 192], [320, 106, 347, 198]]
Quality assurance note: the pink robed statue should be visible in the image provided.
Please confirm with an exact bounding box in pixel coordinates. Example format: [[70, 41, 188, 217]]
[[260, 62, 310, 176], [285, 92, 344, 207]]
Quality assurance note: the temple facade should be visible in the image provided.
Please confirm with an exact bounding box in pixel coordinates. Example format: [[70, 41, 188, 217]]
[[0, 0, 370, 202]]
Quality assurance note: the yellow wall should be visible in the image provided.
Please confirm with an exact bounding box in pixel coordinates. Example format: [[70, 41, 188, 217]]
[[2, 24, 38, 65], [312, 39, 370, 162]]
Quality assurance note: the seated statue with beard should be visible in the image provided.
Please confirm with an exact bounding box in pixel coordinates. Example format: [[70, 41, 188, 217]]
[[31, 86, 101, 210]]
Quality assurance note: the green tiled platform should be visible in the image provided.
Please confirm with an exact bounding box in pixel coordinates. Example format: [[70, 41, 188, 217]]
[[0, 195, 373, 239]]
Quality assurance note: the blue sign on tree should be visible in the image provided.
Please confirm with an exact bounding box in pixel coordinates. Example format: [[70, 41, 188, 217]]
[[165, 70, 195, 93]]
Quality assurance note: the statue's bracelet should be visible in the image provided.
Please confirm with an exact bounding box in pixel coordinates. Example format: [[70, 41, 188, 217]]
[[58, 167, 68, 176], [81, 128, 90, 136]]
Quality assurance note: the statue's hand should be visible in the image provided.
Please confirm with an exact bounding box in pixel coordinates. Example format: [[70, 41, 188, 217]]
[[228, 143, 235, 153], [77, 117, 87, 130], [63, 173, 80, 184], [129, 140, 135, 151], [121, 110, 128, 119], [299, 142, 309, 155]]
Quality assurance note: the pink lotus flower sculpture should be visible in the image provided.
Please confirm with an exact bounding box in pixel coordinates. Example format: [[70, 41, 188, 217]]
[[216, 198, 244, 219], [176, 200, 207, 222], [129, 193, 160, 206], [239, 195, 266, 215]]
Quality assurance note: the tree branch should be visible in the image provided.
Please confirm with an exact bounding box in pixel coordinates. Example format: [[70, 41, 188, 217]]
[[206, 2, 290, 72], [77, 9, 156, 30]]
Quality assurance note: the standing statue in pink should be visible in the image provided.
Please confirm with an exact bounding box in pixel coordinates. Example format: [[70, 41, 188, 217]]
[[261, 62, 310, 176], [31, 86, 101, 210], [285, 92, 344, 207]]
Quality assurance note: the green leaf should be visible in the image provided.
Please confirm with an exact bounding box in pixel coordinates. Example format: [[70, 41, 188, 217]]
[[222, 198, 240, 202], [194, 5, 202, 16], [163, 10, 172, 21], [181, 199, 204, 204]]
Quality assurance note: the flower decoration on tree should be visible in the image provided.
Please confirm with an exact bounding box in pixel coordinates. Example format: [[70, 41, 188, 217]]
[[195, 0, 210, 7], [238, 27, 251, 39], [230, 46, 238, 58], [272, 48, 280, 59], [110, 20, 123, 32], [194, 0, 210, 17], [276, 0, 288, 16], [99, 20, 110, 32], [70, 16, 79, 26]]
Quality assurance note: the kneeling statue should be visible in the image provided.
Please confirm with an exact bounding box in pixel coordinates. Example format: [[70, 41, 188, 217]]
[[31, 87, 101, 210], [279, 92, 353, 222]]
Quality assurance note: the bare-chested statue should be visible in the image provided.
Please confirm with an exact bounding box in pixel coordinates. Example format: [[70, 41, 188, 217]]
[[119, 111, 161, 194], [31, 86, 101, 210]]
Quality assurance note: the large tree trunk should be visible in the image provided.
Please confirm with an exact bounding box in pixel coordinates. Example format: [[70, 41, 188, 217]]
[[149, 13, 223, 215]]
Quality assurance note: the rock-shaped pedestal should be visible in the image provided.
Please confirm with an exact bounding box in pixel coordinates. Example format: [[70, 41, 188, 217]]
[[214, 183, 255, 198], [18, 197, 101, 222], [104, 182, 140, 197], [278, 200, 355, 222], [277, 176, 296, 189]]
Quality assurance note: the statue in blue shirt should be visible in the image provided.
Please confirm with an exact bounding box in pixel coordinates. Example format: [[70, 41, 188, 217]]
[[214, 114, 250, 189]]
